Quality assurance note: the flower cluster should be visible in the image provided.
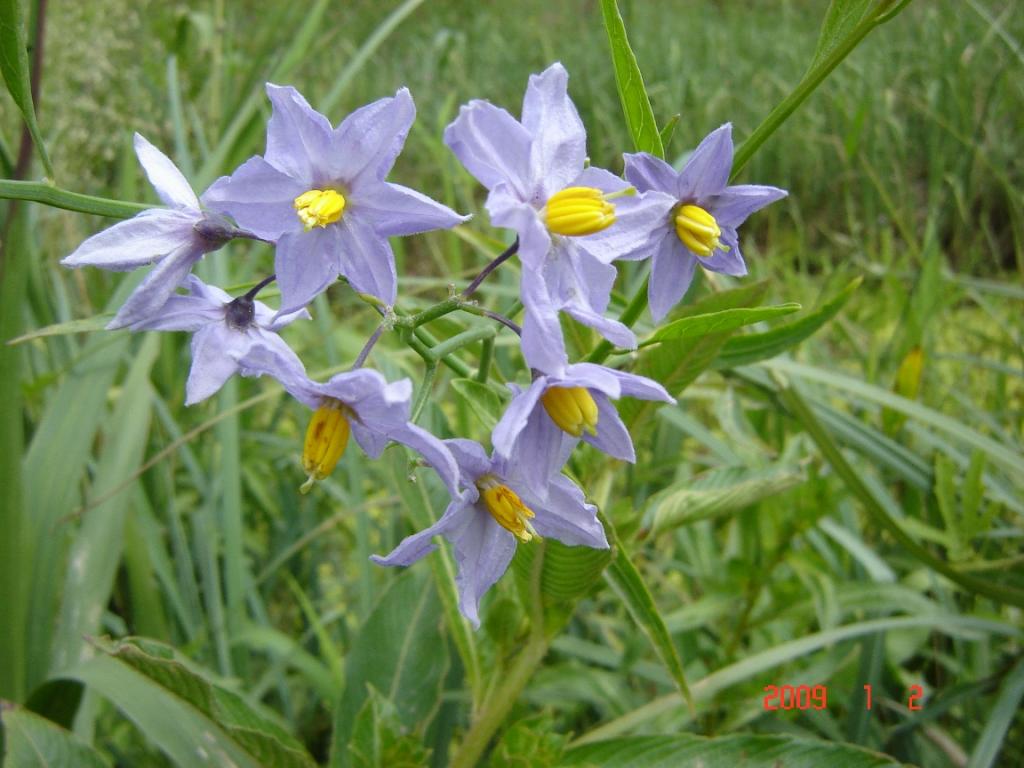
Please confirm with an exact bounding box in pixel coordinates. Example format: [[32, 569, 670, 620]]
[[63, 63, 784, 627]]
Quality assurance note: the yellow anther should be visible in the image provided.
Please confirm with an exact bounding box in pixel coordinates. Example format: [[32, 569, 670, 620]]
[[544, 186, 617, 236], [674, 204, 728, 258], [294, 189, 346, 230], [477, 475, 538, 543], [540, 385, 599, 437], [300, 399, 351, 493]]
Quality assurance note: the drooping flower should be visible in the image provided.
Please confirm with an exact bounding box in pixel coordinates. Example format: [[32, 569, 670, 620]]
[[204, 84, 469, 315], [623, 124, 788, 322], [444, 63, 674, 370], [62, 134, 245, 329], [372, 438, 608, 627], [245, 348, 462, 499], [127, 275, 308, 405], [491, 362, 673, 468]]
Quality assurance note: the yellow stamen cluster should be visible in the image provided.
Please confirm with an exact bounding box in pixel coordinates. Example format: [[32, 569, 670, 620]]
[[477, 475, 538, 542], [300, 399, 351, 493], [674, 204, 727, 258], [544, 186, 616, 236], [541, 386, 599, 437], [294, 189, 346, 230]]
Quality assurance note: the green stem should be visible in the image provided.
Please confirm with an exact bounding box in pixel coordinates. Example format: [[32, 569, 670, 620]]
[[425, 326, 496, 362], [0, 180, 148, 218], [410, 363, 438, 424], [475, 336, 495, 383], [584, 275, 650, 365], [396, 296, 462, 329]]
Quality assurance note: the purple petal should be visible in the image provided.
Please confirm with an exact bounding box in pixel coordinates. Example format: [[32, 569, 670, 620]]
[[563, 304, 637, 350], [185, 326, 242, 404], [709, 184, 787, 229], [389, 423, 463, 501], [444, 99, 534, 197], [107, 243, 204, 329], [372, 498, 471, 568], [486, 187, 550, 272], [700, 229, 747, 276], [583, 393, 635, 462], [678, 123, 733, 201], [520, 274, 569, 373], [578, 189, 676, 264], [500, 405, 577, 499], [559, 362, 622, 398], [332, 88, 415, 190], [606, 368, 674, 403], [648, 231, 696, 323], [356, 181, 469, 237], [518, 474, 608, 549], [237, 331, 308, 391], [264, 84, 333, 185], [623, 151, 680, 195], [202, 155, 307, 241], [134, 134, 199, 210], [127, 292, 222, 332], [336, 214, 397, 305], [521, 63, 586, 198], [62, 209, 198, 271], [491, 378, 548, 460], [449, 511, 517, 628], [274, 227, 341, 315], [445, 438, 493, 488]]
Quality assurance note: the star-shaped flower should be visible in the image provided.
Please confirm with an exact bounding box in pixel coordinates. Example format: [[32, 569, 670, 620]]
[[491, 361, 673, 470], [623, 124, 788, 322], [128, 275, 308, 405], [204, 84, 469, 314], [372, 438, 608, 627], [62, 134, 243, 329], [444, 63, 674, 370]]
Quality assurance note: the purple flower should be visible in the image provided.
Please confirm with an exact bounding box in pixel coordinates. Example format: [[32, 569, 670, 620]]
[[624, 124, 788, 322], [444, 63, 674, 369], [204, 84, 469, 314], [62, 134, 242, 330], [492, 362, 673, 468], [248, 350, 462, 499], [128, 275, 308, 405], [372, 438, 608, 627]]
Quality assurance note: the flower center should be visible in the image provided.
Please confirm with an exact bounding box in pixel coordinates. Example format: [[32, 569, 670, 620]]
[[476, 475, 538, 542], [294, 189, 346, 230], [540, 385, 599, 437], [674, 204, 727, 258], [300, 398, 351, 493], [543, 186, 622, 236]]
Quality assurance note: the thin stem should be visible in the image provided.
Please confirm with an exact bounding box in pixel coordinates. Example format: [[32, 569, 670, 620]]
[[425, 326, 496, 362], [351, 324, 385, 370], [0, 180, 149, 219], [397, 296, 462, 329], [461, 237, 519, 299], [475, 336, 494, 383], [410, 363, 438, 423], [460, 304, 522, 335], [243, 273, 276, 301]]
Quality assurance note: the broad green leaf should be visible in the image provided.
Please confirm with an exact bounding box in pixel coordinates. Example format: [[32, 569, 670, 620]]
[[643, 464, 806, 536], [645, 303, 801, 345], [67, 654, 263, 768], [603, 527, 692, 707], [0, 0, 52, 175], [625, 280, 770, 429], [564, 734, 909, 767], [713, 277, 860, 369], [87, 637, 316, 768], [967, 657, 1024, 768], [1, 707, 112, 768], [450, 377, 505, 432], [349, 686, 432, 768], [330, 569, 448, 768], [511, 538, 613, 606], [599, 0, 664, 157], [810, 0, 877, 69]]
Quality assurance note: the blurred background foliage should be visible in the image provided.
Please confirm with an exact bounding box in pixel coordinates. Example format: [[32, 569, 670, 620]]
[[0, 0, 1022, 766]]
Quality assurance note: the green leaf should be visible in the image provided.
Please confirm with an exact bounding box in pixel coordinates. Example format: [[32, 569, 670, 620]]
[[598, 0, 664, 157], [625, 280, 770, 429], [603, 527, 692, 707], [564, 734, 909, 767], [330, 568, 448, 768], [810, 0, 877, 69], [0, 0, 52, 176], [713, 277, 860, 369], [489, 713, 569, 768], [658, 114, 680, 152], [449, 377, 506, 432], [349, 686, 432, 768], [967, 657, 1024, 768], [645, 303, 801, 346], [511, 538, 613, 606], [643, 464, 806, 536], [1, 707, 112, 768], [82, 637, 316, 768], [0, 181, 149, 219]]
